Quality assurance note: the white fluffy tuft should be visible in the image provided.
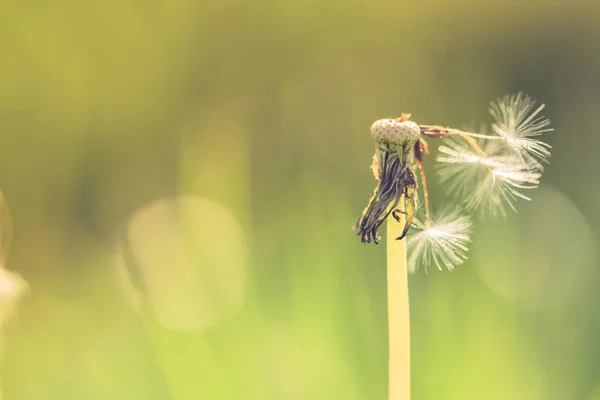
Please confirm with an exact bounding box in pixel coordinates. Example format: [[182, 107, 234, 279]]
[[407, 211, 473, 272]]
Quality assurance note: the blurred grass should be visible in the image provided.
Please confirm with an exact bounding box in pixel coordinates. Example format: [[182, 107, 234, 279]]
[[1, 0, 600, 399]]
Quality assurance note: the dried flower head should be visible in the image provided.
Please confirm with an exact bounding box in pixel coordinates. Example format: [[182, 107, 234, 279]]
[[355, 114, 420, 244], [355, 92, 552, 272]]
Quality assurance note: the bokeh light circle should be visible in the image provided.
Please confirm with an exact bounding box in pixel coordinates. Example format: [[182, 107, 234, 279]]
[[115, 196, 248, 331], [471, 186, 597, 310]]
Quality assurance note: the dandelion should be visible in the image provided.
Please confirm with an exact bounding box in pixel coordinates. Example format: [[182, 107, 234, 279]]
[[355, 93, 552, 264], [353, 92, 552, 400]]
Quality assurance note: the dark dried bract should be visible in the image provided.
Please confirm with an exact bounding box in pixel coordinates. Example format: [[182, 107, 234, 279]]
[[354, 143, 417, 244]]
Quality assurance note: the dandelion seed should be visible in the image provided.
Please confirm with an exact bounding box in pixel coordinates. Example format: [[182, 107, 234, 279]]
[[489, 92, 553, 167], [407, 212, 473, 272], [436, 136, 505, 180], [470, 164, 541, 218], [436, 136, 542, 217]]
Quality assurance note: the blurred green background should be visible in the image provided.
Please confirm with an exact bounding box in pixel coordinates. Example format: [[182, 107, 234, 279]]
[[1, 1, 600, 399]]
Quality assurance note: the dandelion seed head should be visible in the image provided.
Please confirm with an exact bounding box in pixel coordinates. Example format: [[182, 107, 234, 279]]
[[407, 212, 473, 272], [489, 92, 553, 166], [370, 119, 420, 147]]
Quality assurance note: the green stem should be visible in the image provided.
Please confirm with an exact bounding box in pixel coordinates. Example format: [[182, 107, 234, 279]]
[[386, 207, 410, 400]]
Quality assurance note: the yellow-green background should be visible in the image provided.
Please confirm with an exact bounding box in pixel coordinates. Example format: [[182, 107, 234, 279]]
[[1, 1, 599, 399]]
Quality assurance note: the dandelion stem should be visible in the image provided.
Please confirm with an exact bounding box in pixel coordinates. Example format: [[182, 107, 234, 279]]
[[387, 203, 410, 400]]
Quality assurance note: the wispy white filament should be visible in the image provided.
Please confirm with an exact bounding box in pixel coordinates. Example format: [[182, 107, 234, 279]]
[[407, 212, 472, 272], [489, 92, 553, 167], [469, 163, 541, 217], [435, 92, 552, 217], [436, 137, 542, 217]]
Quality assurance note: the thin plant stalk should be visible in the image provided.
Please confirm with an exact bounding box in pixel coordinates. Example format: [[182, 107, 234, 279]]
[[386, 200, 410, 400]]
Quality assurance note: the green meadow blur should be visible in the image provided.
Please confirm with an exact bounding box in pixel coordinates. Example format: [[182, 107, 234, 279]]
[[1, 1, 600, 399]]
